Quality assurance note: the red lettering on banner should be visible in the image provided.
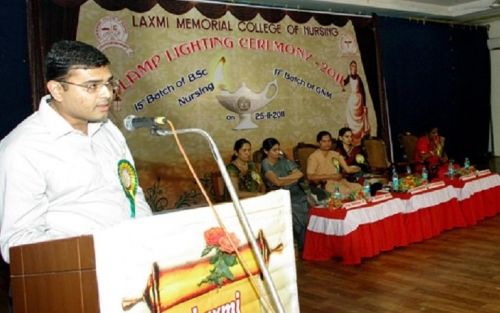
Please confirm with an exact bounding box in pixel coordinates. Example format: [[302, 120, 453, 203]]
[[238, 38, 313, 61], [164, 37, 234, 62], [190, 291, 242, 313], [118, 55, 161, 91]]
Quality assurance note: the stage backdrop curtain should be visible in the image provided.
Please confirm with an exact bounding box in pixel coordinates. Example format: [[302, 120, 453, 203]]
[[27, 0, 82, 109], [0, 1, 32, 139], [377, 17, 491, 165]]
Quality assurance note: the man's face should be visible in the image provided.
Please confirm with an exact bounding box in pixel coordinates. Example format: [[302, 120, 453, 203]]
[[54, 66, 114, 128], [350, 62, 357, 75], [318, 135, 332, 151]]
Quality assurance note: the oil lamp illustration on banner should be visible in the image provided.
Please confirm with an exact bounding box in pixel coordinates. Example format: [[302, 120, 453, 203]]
[[214, 57, 278, 130]]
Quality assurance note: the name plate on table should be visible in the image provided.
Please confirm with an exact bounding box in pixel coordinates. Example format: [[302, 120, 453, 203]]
[[370, 193, 393, 203], [460, 173, 476, 181], [342, 199, 367, 209], [477, 169, 491, 176], [427, 181, 445, 190], [409, 185, 428, 194]]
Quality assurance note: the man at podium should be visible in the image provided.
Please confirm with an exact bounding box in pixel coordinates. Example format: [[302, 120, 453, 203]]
[[0, 40, 152, 263]]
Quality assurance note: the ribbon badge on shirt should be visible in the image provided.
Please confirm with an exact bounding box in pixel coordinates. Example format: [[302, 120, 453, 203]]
[[332, 158, 340, 172], [118, 159, 138, 218]]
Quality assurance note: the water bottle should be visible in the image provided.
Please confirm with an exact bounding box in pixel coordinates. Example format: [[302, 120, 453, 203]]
[[448, 161, 455, 177], [363, 180, 371, 199], [464, 157, 470, 170], [421, 166, 428, 181], [392, 168, 399, 191], [333, 186, 342, 200]]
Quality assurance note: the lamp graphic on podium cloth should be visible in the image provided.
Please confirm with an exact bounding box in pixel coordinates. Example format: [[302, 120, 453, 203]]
[[214, 57, 278, 130]]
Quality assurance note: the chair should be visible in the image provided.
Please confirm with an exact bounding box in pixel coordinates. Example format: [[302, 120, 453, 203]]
[[210, 171, 226, 203], [292, 142, 329, 192], [398, 132, 418, 164], [252, 150, 266, 174], [292, 142, 319, 173], [362, 137, 391, 175]]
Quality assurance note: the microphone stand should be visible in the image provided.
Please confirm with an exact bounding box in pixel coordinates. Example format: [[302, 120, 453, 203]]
[[150, 127, 285, 313]]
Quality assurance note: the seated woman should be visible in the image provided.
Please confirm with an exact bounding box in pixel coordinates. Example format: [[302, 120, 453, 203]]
[[414, 126, 448, 177], [260, 138, 309, 251], [307, 131, 362, 195], [226, 138, 265, 199], [335, 127, 368, 179]]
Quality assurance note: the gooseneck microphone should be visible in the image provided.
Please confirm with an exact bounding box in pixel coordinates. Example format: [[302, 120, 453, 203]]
[[123, 115, 167, 131]]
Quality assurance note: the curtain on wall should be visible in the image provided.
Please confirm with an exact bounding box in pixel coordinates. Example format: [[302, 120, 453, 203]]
[[0, 1, 32, 139], [377, 17, 491, 165]]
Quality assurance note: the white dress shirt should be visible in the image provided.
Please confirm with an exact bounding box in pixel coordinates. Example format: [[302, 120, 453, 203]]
[[0, 96, 152, 262]]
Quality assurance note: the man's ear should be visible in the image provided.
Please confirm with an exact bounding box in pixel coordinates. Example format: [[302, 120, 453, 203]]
[[46, 80, 64, 102]]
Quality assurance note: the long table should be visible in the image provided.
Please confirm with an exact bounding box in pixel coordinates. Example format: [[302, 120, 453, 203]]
[[302, 173, 500, 265]]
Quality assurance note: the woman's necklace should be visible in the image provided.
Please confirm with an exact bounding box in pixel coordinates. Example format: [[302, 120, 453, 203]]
[[234, 159, 248, 173], [344, 144, 353, 156]]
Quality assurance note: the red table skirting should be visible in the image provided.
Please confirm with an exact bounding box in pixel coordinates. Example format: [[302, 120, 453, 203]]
[[460, 185, 500, 225], [303, 174, 500, 265], [303, 213, 409, 264], [403, 198, 465, 244]]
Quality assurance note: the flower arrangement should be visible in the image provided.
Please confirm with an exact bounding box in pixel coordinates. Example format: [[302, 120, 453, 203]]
[[199, 227, 241, 288], [328, 188, 366, 209], [454, 165, 476, 177], [348, 189, 366, 201], [328, 197, 342, 209], [398, 174, 425, 192]]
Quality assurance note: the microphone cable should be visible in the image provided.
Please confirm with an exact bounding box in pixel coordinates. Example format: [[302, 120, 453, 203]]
[[165, 119, 276, 313]]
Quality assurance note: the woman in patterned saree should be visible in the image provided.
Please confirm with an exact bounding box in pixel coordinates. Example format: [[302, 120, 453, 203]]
[[226, 138, 265, 199]]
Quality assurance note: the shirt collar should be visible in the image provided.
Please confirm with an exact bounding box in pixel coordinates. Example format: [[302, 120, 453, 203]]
[[39, 95, 105, 139]]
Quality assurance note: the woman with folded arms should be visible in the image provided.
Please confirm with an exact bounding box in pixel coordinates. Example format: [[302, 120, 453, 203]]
[[260, 137, 309, 251]]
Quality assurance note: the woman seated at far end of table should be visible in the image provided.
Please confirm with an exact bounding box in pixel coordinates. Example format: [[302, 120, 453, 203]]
[[414, 125, 448, 177], [226, 138, 265, 199]]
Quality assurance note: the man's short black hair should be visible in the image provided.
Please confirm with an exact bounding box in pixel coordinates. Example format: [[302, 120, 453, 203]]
[[316, 131, 332, 143], [45, 40, 110, 81]]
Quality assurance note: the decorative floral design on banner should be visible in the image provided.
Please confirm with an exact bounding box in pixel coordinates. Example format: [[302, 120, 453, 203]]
[[199, 227, 241, 288], [118, 159, 138, 217]]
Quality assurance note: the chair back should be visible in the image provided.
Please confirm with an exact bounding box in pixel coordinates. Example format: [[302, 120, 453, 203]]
[[398, 132, 418, 163], [252, 150, 266, 173], [210, 171, 226, 203], [293, 142, 318, 172], [363, 138, 390, 171]]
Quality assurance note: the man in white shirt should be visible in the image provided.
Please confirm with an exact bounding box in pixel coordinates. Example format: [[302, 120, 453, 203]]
[[0, 40, 152, 263]]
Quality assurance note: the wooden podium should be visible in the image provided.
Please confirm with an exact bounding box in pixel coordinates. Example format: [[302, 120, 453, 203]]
[[7, 191, 300, 312], [9, 235, 99, 313]]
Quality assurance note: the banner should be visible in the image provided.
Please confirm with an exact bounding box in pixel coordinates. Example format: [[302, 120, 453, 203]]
[[77, 1, 377, 209], [93, 190, 298, 312]]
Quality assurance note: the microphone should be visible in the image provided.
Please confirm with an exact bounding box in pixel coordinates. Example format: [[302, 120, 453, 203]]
[[123, 115, 167, 131]]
